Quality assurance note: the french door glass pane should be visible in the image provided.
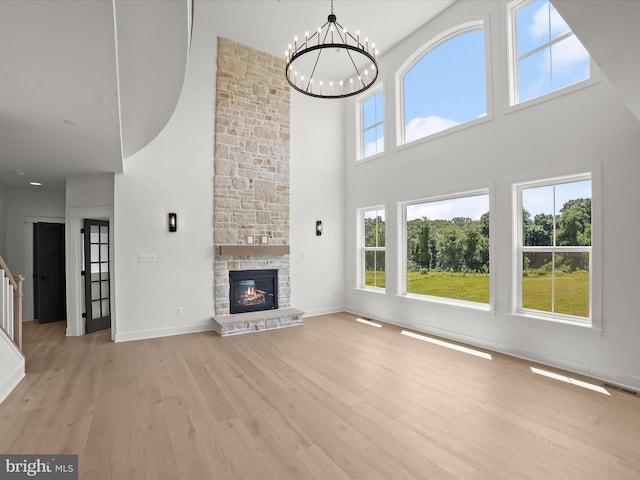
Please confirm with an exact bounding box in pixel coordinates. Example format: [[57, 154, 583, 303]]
[[91, 282, 100, 299], [92, 301, 101, 319]]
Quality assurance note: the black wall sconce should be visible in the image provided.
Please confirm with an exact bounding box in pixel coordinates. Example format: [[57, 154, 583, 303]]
[[316, 220, 323, 236], [168, 212, 177, 232]]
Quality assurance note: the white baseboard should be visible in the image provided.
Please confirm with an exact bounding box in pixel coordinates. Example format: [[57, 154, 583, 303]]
[[114, 322, 216, 343], [302, 305, 346, 318]]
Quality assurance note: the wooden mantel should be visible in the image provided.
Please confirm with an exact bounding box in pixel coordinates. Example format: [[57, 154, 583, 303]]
[[216, 245, 290, 256]]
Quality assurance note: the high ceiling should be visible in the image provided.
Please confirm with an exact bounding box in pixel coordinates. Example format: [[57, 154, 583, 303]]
[[0, 0, 454, 190], [1, 0, 637, 192]]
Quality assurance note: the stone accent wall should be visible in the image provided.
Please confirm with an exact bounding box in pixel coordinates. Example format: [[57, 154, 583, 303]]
[[214, 37, 291, 316]]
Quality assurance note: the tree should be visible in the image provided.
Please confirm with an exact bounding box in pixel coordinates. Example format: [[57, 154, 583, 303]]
[[557, 198, 591, 246], [436, 225, 463, 271]]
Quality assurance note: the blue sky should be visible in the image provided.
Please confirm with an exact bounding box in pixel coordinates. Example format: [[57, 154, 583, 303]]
[[522, 180, 591, 217], [407, 194, 489, 222], [363, 0, 590, 154]]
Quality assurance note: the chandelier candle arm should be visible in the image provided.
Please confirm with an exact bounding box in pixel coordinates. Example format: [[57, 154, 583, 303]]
[[284, 1, 379, 99]]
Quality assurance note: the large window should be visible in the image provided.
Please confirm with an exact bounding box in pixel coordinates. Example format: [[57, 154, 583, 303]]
[[515, 175, 592, 321], [400, 23, 487, 144], [404, 192, 490, 305], [362, 207, 385, 289], [360, 88, 384, 159], [509, 0, 590, 105]]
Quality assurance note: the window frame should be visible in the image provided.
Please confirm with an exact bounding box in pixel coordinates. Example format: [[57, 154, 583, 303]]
[[395, 19, 492, 148], [512, 170, 601, 331], [358, 205, 386, 292], [399, 188, 494, 312], [357, 84, 385, 161], [506, 0, 599, 111]]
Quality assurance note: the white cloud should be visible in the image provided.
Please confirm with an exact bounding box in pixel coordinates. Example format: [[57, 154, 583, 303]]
[[549, 35, 589, 73], [407, 196, 489, 222], [364, 137, 384, 157], [405, 115, 460, 143], [528, 3, 570, 40]]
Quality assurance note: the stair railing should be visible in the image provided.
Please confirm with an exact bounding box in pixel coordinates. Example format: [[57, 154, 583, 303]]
[[0, 255, 23, 351]]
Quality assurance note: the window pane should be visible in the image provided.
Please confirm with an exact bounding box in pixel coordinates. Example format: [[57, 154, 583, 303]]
[[406, 194, 489, 303], [362, 90, 383, 159], [101, 281, 109, 299], [363, 128, 383, 157], [404, 28, 486, 143], [365, 250, 385, 288], [517, 0, 550, 57], [91, 282, 100, 299], [551, 35, 590, 92], [554, 252, 589, 317], [375, 92, 384, 121], [549, 3, 571, 41], [555, 180, 591, 246], [522, 185, 553, 246], [518, 48, 552, 103], [364, 209, 385, 247], [363, 96, 377, 129], [522, 251, 553, 312], [92, 301, 102, 319]]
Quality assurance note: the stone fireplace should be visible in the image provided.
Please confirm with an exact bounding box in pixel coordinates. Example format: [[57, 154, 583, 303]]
[[212, 38, 302, 335]]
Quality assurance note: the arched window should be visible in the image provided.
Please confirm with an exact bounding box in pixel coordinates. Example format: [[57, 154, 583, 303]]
[[399, 23, 488, 144]]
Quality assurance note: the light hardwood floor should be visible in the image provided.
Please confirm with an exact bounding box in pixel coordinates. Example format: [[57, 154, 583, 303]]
[[1, 313, 639, 479]]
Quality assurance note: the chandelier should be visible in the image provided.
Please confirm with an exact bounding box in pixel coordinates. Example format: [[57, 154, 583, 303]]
[[285, 0, 379, 99]]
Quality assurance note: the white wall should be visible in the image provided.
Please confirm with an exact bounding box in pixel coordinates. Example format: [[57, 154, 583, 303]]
[[4, 187, 65, 322], [0, 185, 5, 257], [344, 1, 640, 389], [113, 0, 215, 342], [290, 95, 346, 316]]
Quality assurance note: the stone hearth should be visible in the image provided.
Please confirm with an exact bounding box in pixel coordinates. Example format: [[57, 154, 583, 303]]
[[213, 308, 304, 336]]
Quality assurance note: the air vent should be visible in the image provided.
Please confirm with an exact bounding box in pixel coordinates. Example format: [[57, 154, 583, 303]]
[[604, 384, 639, 397]]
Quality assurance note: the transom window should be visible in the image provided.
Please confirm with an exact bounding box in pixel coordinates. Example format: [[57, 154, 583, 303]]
[[362, 207, 385, 289], [360, 88, 384, 159], [404, 191, 490, 306], [509, 0, 590, 104], [515, 175, 592, 321], [400, 23, 487, 144]]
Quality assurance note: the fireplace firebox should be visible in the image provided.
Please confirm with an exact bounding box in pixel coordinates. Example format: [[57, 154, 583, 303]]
[[229, 269, 278, 314]]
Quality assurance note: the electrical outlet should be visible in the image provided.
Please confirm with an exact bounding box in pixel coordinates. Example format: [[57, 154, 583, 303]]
[[176, 307, 183, 316], [138, 254, 156, 263]]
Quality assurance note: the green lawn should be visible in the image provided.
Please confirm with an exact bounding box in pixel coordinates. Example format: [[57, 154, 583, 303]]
[[365, 270, 589, 317], [407, 271, 489, 303], [522, 269, 589, 317]]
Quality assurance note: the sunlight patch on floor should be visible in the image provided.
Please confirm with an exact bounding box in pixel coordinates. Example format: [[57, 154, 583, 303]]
[[356, 318, 383, 328], [530, 367, 610, 395], [401, 330, 492, 360]]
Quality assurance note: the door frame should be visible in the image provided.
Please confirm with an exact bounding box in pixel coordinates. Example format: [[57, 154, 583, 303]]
[[66, 207, 116, 339]]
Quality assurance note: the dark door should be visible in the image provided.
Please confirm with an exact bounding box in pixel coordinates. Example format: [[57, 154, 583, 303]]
[[83, 219, 111, 333], [33, 222, 66, 323]]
